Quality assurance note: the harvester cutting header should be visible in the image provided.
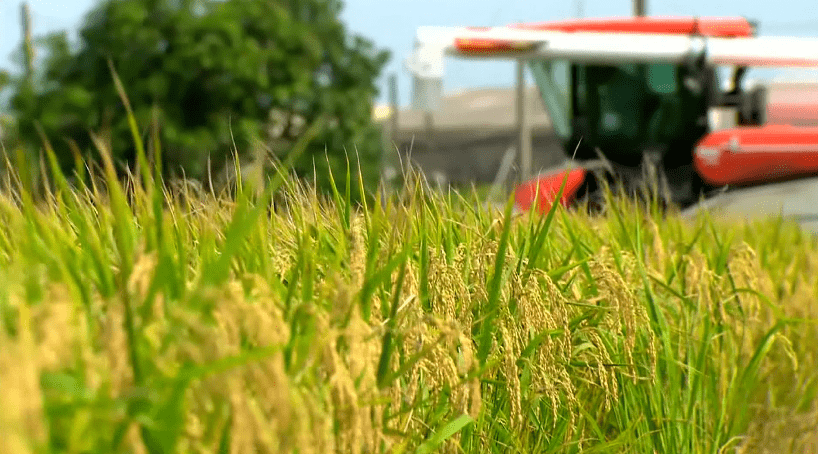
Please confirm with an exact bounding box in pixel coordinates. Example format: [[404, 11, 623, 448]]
[[405, 17, 818, 214]]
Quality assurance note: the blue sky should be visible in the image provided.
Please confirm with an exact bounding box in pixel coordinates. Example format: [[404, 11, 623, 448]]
[[3, 0, 818, 107]]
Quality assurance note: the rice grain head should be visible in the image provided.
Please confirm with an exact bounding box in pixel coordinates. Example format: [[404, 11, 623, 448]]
[[589, 252, 655, 384], [0, 301, 47, 454]]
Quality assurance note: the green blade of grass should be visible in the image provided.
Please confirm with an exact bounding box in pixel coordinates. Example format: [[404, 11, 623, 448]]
[[524, 169, 572, 275], [376, 259, 408, 388], [416, 414, 474, 454], [477, 192, 516, 364]]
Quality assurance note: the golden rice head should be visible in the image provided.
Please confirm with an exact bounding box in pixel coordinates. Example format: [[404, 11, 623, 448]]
[[587, 329, 618, 413], [727, 243, 764, 323], [0, 295, 47, 454], [348, 212, 367, 287], [98, 292, 134, 396], [456, 331, 482, 419], [504, 270, 577, 428], [30, 284, 79, 373], [499, 324, 523, 429], [171, 277, 337, 454], [319, 275, 392, 454], [428, 316, 477, 452], [737, 407, 818, 454], [428, 246, 468, 323], [401, 303, 426, 408], [588, 251, 655, 384], [648, 218, 669, 272]]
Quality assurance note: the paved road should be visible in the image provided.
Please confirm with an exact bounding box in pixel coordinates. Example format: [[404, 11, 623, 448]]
[[680, 176, 818, 234]]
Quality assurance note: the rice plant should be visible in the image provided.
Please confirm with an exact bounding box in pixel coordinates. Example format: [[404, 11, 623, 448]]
[[1, 90, 817, 453]]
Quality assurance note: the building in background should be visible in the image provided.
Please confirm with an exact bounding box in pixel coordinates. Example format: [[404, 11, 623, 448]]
[[374, 86, 567, 188]]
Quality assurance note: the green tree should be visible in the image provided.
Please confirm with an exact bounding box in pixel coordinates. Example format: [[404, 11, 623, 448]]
[[2, 0, 390, 196]]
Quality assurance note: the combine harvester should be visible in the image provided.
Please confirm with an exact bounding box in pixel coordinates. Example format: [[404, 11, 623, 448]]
[[405, 17, 818, 229]]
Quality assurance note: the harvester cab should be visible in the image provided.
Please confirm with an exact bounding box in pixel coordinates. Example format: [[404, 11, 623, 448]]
[[405, 17, 818, 213]]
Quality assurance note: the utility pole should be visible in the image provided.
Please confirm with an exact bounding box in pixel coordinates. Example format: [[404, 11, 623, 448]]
[[424, 111, 435, 155], [516, 60, 532, 182], [634, 0, 646, 17], [381, 73, 398, 192], [21, 3, 34, 81], [389, 74, 398, 150], [19, 2, 36, 196]]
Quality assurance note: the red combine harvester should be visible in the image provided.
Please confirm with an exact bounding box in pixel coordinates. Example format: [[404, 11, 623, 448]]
[[405, 16, 818, 218]]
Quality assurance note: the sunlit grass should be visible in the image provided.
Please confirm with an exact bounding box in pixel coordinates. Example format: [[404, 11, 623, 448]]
[[1, 80, 818, 453]]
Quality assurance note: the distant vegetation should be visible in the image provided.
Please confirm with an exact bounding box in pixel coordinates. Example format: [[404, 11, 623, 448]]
[[0, 0, 389, 200]]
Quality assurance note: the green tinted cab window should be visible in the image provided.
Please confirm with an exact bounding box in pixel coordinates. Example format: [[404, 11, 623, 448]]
[[648, 64, 677, 94], [528, 59, 572, 139]]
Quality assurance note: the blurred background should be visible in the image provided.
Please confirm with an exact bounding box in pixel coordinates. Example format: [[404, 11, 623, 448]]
[[2, 0, 818, 196], [6, 0, 818, 107]]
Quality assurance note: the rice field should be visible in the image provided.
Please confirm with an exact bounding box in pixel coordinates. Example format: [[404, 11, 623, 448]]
[[2, 102, 818, 453]]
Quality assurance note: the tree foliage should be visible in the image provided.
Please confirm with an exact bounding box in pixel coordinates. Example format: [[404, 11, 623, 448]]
[[2, 0, 390, 195]]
